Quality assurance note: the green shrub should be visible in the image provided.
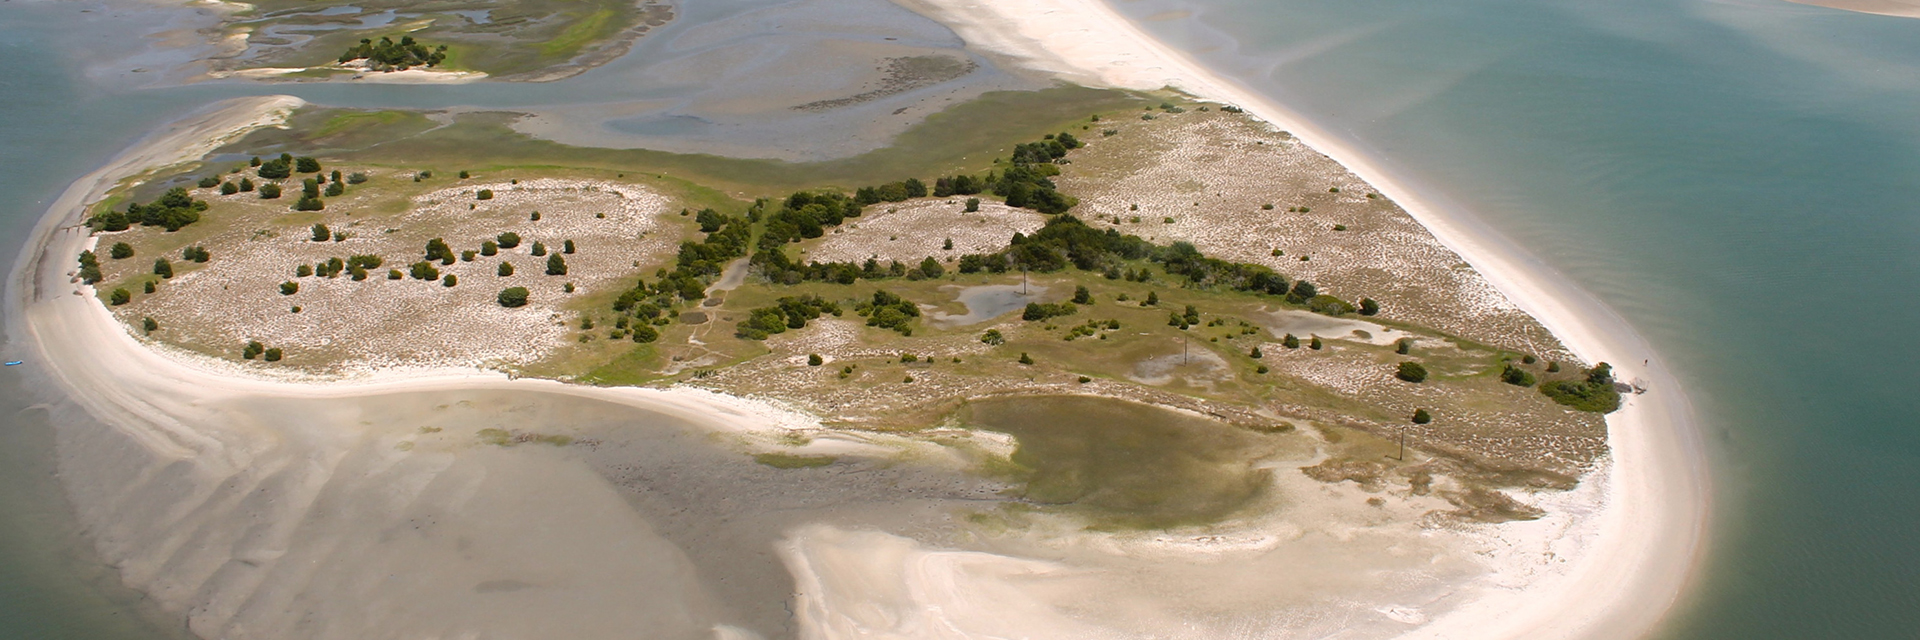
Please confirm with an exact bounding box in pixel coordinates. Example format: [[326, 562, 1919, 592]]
[[476, 189, 494, 200], [279, 281, 298, 295], [258, 183, 281, 199], [497, 287, 530, 308], [1501, 364, 1537, 387], [808, 354, 823, 366], [1540, 363, 1622, 413], [1396, 361, 1428, 383], [1412, 409, 1432, 424], [110, 242, 134, 259], [109, 288, 130, 305]]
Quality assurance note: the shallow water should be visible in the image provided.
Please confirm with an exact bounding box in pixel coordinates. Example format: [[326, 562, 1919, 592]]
[[928, 283, 1048, 326]]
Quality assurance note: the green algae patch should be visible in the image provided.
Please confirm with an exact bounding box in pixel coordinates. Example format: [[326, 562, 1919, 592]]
[[961, 395, 1273, 529], [753, 453, 837, 469]]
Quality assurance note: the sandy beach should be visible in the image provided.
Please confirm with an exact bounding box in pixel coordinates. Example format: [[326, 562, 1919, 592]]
[[899, 0, 1711, 637]]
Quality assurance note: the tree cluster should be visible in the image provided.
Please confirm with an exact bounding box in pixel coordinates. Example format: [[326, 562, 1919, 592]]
[[90, 187, 208, 232], [856, 290, 921, 336], [1539, 363, 1622, 413], [1022, 301, 1078, 322], [77, 250, 103, 284], [338, 36, 448, 71], [736, 295, 841, 340]]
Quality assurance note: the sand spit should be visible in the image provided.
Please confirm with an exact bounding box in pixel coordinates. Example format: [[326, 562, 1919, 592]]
[[1784, 0, 1920, 18], [893, 0, 1711, 638]]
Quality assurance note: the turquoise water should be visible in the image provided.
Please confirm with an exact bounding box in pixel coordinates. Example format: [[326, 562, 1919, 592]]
[[1109, 0, 1920, 636], [3, 0, 1917, 636]]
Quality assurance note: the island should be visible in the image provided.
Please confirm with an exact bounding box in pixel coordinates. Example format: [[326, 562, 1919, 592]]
[[10, 0, 1707, 637]]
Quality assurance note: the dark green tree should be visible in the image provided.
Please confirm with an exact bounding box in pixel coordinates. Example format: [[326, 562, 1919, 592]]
[[1072, 285, 1091, 304], [295, 157, 321, 173], [1359, 298, 1380, 316], [279, 281, 298, 295], [498, 261, 515, 277], [1396, 362, 1428, 383], [258, 183, 282, 199], [1412, 409, 1432, 424], [497, 232, 520, 249], [153, 259, 173, 279], [109, 288, 131, 305], [919, 256, 944, 279], [110, 242, 134, 259], [546, 253, 568, 276]]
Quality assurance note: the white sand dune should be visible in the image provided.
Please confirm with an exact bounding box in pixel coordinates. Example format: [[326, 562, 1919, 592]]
[[888, 1, 1712, 639]]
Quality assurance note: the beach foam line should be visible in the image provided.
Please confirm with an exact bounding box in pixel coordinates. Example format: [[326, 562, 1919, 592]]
[[898, 0, 1711, 637]]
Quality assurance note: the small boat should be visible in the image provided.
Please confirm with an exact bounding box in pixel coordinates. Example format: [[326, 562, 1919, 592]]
[[4, 361, 23, 366]]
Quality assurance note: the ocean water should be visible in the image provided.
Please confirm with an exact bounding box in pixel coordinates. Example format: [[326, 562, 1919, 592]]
[[2, 0, 1917, 637]]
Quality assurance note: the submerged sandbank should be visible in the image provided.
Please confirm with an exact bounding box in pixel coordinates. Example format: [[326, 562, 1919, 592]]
[[899, 0, 1710, 637]]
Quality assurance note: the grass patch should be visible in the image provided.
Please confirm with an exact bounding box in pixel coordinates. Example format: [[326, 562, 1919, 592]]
[[540, 8, 618, 58]]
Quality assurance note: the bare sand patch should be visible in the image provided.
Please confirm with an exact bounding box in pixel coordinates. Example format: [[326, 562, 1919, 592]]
[[802, 198, 1046, 265], [96, 175, 682, 375]]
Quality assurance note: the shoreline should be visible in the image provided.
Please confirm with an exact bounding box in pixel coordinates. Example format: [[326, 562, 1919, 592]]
[[900, 0, 1709, 637]]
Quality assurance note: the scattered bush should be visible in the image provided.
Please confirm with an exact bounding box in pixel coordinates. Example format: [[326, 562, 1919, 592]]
[[279, 281, 298, 295], [109, 288, 130, 305], [496, 232, 520, 249], [346, 172, 368, 184], [242, 340, 264, 359], [258, 183, 282, 199], [1071, 285, 1091, 304], [531, 241, 547, 256], [498, 262, 515, 277], [141, 317, 158, 333], [545, 253, 568, 276], [442, 274, 458, 287], [294, 157, 321, 173], [808, 354, 823, 366], [152, 259, 173, 278], [110, 242, 134, 259], [409, 261, 439, 281], [1018, 352, 1034, 365], [1396, 361, 1428, 383], [1360, 298, 1380, 316], [476, 189, 494, 200], [981, 329, 1005, 345], [182, 246, 210, 262], [1412, 409, 1432, 424]]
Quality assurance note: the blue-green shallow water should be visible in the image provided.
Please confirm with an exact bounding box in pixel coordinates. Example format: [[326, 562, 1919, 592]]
[[2, 0, 1917, 637], [1107, 0, 1920, 636]]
